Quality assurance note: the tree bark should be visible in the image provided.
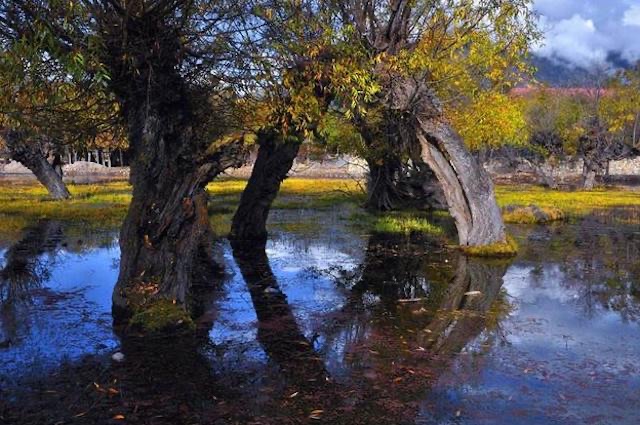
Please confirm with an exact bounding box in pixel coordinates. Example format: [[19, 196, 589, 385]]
[[582, 168, 597, 190], [416, 120, 506, 246], [0, 130, 70, 200], [365, 156, 402, 211], [229, 130, 301, 241], [386, 78, 506, 246], [112, 126, 245, 322]]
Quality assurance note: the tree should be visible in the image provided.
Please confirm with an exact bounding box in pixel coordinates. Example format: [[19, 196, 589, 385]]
[[0, 0, 254, 326], [327, 0, 538, 246], [229, 3, 335, 241], [0, 6, 121, 199]]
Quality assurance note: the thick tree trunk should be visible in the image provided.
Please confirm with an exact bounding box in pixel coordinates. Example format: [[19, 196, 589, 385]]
[[112, 129, 245, 322], [416, 119, 506, 246], [365, 156, 401, 211], [97, 10, 249, 325], [1, 130, 70, 200], [379, 76, 507, 246], [229, 130, 301, 241]]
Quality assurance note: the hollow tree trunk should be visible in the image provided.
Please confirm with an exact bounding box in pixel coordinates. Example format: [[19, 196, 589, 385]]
[[229, 130, 301, 241], [416, 119, 506, 246], [0, 130, 70, 200]]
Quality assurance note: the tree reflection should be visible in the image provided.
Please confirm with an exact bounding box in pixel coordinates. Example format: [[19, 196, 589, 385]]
[[0, 220, 63, 303], [231, 241, 327, 384]]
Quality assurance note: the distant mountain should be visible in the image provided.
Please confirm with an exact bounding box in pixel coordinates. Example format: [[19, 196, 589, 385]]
[[530, 53, 634, 87]]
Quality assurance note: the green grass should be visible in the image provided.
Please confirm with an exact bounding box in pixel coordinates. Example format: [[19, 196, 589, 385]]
[[495, 185, 640, 216], [502, 205, 565, 224], [372, 215, 443, 236], [129, 299, 195, 334], [460, 235, 519, 258], [1, 180, 638, 238]]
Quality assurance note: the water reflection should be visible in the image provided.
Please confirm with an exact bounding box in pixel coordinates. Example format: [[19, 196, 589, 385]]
[[231, 240, 328, 384], [0, 220, 63, 304], [1, 211, 639, 424], [0, 222, 119, 384]]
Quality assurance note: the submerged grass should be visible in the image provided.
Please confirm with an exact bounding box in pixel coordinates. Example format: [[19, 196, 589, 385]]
[[373, 215, 443, 236]]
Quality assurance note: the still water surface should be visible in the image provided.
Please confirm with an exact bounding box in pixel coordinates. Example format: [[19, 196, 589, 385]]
[[1, 210, 639, 424]]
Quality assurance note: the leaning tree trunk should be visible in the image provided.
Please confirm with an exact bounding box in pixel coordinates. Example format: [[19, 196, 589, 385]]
[[385, 76, 505, 246], [229, 130, 301, 241], [416, 119, 506, 246], [0, 130, 70, 200]]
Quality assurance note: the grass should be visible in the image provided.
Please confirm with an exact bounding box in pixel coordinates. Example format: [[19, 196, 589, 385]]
[[502, 205, 565, 224], [495, 185, 640, 216], [460, 235, 519, 258], [372, 215, 443, 236], [1, 180, 639, 238], [0, 182, 131, 232]]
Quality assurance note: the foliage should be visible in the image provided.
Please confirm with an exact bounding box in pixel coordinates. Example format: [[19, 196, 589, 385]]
[[450, 92, 528, 151]]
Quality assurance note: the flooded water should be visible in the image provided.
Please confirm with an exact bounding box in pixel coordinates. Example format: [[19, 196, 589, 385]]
[[1, 209, 639, 424]]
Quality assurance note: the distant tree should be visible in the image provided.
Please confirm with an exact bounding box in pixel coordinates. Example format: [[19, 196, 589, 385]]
[[0, 34, 117, 198]]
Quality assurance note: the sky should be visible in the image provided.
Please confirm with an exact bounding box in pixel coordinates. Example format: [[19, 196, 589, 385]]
[[533, 0, 640, 69]]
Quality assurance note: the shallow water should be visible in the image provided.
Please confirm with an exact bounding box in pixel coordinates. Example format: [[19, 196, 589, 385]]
[[1, 210, 639, 424]]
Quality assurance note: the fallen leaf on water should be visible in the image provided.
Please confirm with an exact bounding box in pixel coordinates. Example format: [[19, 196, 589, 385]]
[[309, 409, 324, 420]]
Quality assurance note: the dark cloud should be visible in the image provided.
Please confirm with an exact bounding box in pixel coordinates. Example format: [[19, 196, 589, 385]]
[[533, 0, 640, 68]]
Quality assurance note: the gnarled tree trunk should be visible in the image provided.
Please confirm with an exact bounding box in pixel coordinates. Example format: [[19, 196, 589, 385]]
[[99, 11, 247, 324], [365, 156, 402, 211], [416, 120, 506, 246], [0, 130, 70, 200], [112, 115, 245, 321], [388, 78, 506, 246], [229, 130, 301, 241]]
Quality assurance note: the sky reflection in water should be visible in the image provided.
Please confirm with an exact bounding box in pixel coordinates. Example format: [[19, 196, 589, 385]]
[[0, 213, 639, 423]]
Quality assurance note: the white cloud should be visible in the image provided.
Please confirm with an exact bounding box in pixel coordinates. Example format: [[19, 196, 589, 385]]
[[533, 0, 640, 68], [623, 5, 640, 26]]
